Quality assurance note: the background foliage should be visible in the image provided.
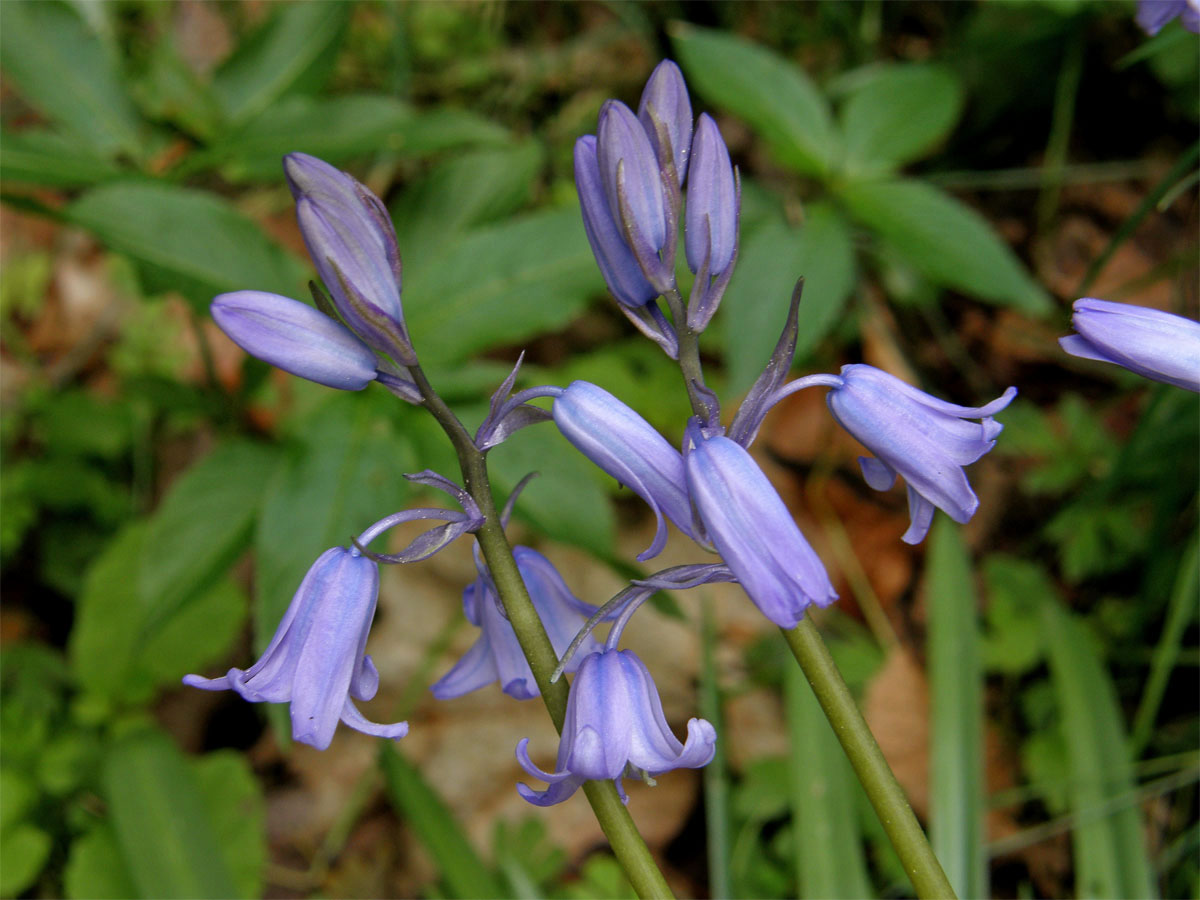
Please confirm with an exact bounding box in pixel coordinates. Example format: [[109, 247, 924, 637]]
[[2, 1, 1196, 898]]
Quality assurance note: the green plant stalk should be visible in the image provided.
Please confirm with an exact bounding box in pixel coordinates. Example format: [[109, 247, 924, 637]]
[[782, 620, 956, 900], [409, 363, 674, 900]]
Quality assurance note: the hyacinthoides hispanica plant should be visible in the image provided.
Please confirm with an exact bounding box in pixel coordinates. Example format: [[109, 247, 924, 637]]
[[177, 60, 1079, 899]]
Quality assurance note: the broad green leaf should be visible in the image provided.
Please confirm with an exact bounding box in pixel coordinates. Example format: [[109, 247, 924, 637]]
[[838, 178, 1052, 314], [70, 524, 246, 705], [0, 129, 124, 187], [0, 1, 143, 159], [381, 746, 505, 899], [139, 441, 278, 628], [392, 141, 543, 265], [211, 2, 350, 127], [0, 823, 52, 897], [487, 419, 616, 557], [671, 24, 835, 176], [102, 730, 239, 899], [64, 824, 138, 900], [720, 203, 855, 394], [981, 555, 1048, 675], [1040, 597, 1157, 900], [209, 95, 414, 182], [0, 768, 36, 831], [67, 182, 305, 311], [784, 658, 874, 899], [404, 206, 605, 363], [926, 518, 986, 900], [392, 107, 513, 156], [194, 752, 266, 899], [132, 36, 224, 142], [254, 395, 415, 649], [839, 64, 965, 174]]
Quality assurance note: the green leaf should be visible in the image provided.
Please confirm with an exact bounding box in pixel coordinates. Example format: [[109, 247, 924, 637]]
[[392, 107, 513, 156], [102, 730, 240, 899], [193, 752, 266, 899], [0, 822, 52, 897], [839, 64, 965, 174], [209, 95, 414, 182], [211, 1, 350, 128], [403, 206, 605, 363], [981, 555, 1048, 675], [381, 746, 505, 899], [1040, 597, 1157, 900], [838, 178, 1052, 314], [720, 203, 855, 394], [487, 419, 616, 557], [392, 141, 544, 265], [139, 441, 278, 629], [254, 395, 415, 650], [64, 823, 138, 900], [132, 36, 225, 142], [783, 658, 874, 899], [0, 768, 36, 831], [70, 524, 247, 705], [67, 182, 305, 312], [671, 24, 835, 176], [0, 129, 124, 187], [0, 1, 143, 159], [925, 518, 986, 900]]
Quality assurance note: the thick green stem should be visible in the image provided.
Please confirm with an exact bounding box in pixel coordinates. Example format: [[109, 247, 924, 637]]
[[782, 619, 956, 899], [409, 364, 673, 899]]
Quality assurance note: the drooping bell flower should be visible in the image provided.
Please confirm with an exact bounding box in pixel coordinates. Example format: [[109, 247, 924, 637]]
[[515, 646, 717, 806], [824, 365, 1017, 544], [1060, 297, 1200, 392], [211, 290, 378, 390], [684, 420, 837, 628], [284, 153, 414, 363], [183, 547, 407, 750], [432, 547, 601, 701], [1136, 0, 1199, 34], [637, 60, 693, 185], [551, 381, 697, 560]]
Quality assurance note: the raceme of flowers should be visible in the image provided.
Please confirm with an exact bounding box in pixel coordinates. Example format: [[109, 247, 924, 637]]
[[184, 60, 1200, 807]]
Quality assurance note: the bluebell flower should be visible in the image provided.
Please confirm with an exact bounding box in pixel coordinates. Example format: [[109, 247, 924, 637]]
[[284, 153, 414, 363], [685, 114, 737, 278], [211, 290, 378, 390], [432, 547, 600, 701], [684, 421, 836, 628], [637, 60, 693, 186], [184, 547, 407, 750], [597, 100, 669, 255], [552, 381, 697, 560], [1136, 0, 1199, 34], [516, 647, 717, 806], [824, 365, 1017, 544], [1060, 298, 1200, 392]]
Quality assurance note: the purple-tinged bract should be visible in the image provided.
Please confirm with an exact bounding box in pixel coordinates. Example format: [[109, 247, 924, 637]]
[[432, 547, 600, 701], [553, 381, 696, 560], [637, 60, 693, 186], [1060, 298, 1200, 392], [211, 291, 378, 390], [685, 114, 738, 277], [284, 153, 413, 361], [684, 423, 837, 628], [515, 647, 717, 806], [597, 101, 668, 251], [825, 365, 1017, 545], [1136, 0, 1199, 34], [183, 547, 407, 750], [574, 136, 658, 309]]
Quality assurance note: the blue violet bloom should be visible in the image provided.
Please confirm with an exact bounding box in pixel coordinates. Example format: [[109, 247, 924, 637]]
[[516, 647, 717, 806], [184, 547, 407, 750], [1136, 0, 1199, 34], [551, 381, 698, 560], [822, 365, 1017, 544], [432, 547, 601, 701], [1060, 297, 1200, 392], [637, 59, 693, 186], [684, 420, 837, 628], [211, 290, 378, 391]]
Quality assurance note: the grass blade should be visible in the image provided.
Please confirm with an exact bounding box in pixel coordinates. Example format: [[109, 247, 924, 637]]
[[699, 596, 731, 900]]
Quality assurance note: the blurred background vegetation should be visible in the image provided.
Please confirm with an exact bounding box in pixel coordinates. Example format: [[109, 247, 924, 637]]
[[1, 1, 1196, 898]]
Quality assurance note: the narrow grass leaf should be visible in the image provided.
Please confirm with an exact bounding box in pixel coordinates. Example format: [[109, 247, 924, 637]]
[[381, 746, 505, 899], [699, 596, 732, 900], [926, 517, 987, 900]]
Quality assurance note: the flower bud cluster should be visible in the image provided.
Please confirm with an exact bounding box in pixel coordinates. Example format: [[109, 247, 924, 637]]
[[575, 61, 740, 354]]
